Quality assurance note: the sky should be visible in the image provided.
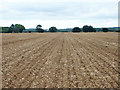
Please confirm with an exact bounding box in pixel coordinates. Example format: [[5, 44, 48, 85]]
[[0, 0, 119, 29]]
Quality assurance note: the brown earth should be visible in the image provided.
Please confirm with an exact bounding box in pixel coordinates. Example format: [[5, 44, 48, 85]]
[[2, 32, 119, 88]]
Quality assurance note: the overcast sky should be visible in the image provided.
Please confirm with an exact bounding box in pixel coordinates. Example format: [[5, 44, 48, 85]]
[[0, 0, 119, 29]]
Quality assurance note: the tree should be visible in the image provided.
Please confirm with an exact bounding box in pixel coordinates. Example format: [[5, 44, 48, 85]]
[[8, 24, 14, 33], [13, 24, 25, 33], [19, 25, 25, 33], [82, 25, 89, 32], [88, 26, 96, 32], [36, 25, 44, 33], [72, 27, 81, 32], [102, 28, 108, 32], [49, 26, 57, 32], [82, 25, 96, 32]]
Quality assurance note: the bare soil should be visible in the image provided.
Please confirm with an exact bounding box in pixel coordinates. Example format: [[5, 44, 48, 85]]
[[2, 32, 118, 88]]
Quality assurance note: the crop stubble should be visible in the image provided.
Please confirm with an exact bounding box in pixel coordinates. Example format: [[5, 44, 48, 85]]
[[2, 32, 118, 88]]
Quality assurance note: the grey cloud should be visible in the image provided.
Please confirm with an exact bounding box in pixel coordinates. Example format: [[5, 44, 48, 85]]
[[1, 1, 117, 22]]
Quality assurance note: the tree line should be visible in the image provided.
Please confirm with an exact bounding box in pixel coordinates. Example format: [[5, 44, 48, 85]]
[[72, 26, 109, 32], [35, 24, 109, 33], [7, 24, 58, 33], [2, 24, 110, 33], [36, 25, 57, 33]]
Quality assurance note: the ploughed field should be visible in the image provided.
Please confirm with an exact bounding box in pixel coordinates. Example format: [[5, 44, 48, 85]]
[[2, 32, 118, 88]]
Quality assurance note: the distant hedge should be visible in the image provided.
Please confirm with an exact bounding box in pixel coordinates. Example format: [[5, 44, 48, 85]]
[[1, 27, 9, 33]]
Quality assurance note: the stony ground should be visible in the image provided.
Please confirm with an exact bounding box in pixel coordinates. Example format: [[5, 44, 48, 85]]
[[2, 32, 119, 88]]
